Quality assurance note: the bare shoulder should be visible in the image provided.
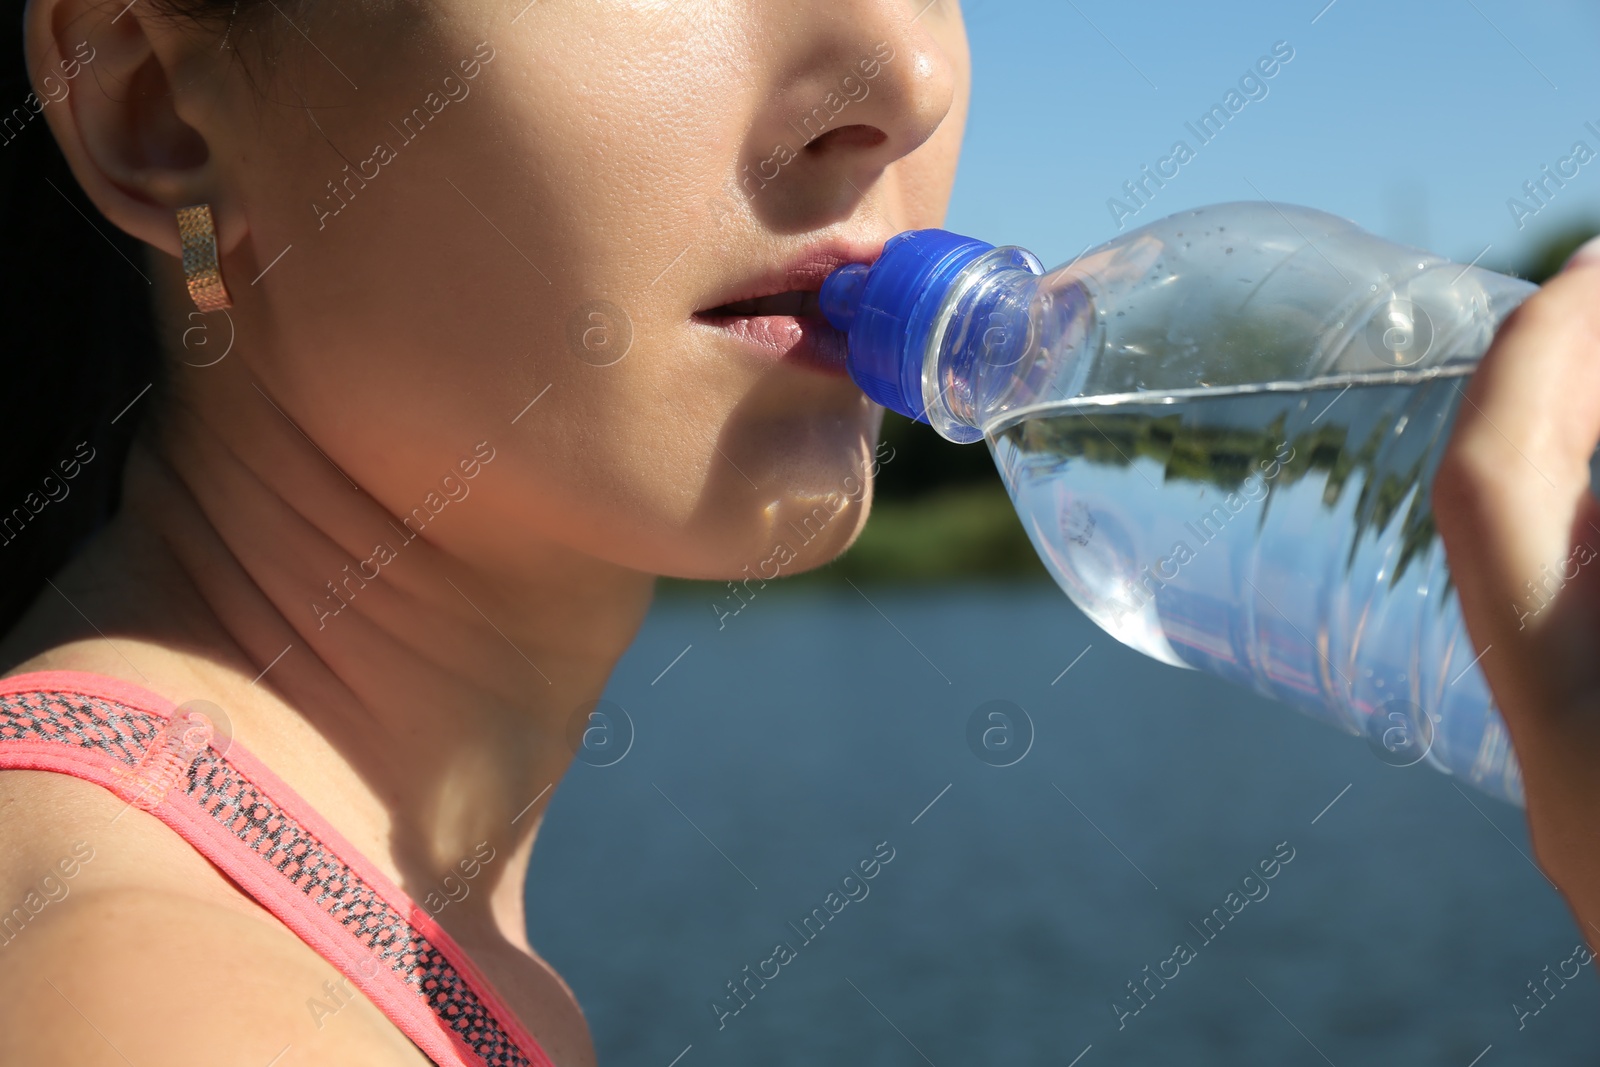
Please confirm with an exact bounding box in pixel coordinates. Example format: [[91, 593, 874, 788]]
[[0, 768, 260, 924], [0, 771, 430, 1066], [0, 886, 433, 1066]]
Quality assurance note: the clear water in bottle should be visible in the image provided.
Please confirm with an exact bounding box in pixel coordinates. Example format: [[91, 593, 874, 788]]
[[990, 368, 1519, 801]]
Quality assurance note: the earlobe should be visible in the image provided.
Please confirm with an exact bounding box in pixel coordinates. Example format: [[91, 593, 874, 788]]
[[24, 0, 245, 259]]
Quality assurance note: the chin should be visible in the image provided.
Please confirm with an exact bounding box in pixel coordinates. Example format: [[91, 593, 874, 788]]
[[761, 491, 872, 575], [707, 435, 893, 582]]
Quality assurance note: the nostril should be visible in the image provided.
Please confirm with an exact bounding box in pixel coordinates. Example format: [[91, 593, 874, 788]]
[[804, 124, 889, 154]]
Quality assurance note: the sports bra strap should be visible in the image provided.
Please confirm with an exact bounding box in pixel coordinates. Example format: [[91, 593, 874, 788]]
[[0, 670, 555, 1067]]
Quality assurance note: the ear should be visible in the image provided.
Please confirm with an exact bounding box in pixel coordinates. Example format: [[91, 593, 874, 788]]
[[23, 0, 248, 259]]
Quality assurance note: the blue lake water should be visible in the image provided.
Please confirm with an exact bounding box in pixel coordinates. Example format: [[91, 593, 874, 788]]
[[526, 585, 1599, 1066]]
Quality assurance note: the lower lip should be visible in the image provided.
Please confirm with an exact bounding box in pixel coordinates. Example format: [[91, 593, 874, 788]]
[[693, 314, 851, 377]]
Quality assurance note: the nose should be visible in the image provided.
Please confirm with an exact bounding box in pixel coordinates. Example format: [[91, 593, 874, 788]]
[[737, 0, 961, 228]]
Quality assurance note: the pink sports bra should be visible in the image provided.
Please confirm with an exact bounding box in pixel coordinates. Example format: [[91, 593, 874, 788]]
[[0, 670, 556, 1067]]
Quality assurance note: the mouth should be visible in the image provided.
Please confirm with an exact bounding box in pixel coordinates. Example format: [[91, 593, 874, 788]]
[[692, 243, 882, 377], [698, 289, 824, 320]]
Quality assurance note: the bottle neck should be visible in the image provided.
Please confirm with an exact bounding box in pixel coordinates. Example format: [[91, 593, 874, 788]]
[[920, 249, 1089, 443]]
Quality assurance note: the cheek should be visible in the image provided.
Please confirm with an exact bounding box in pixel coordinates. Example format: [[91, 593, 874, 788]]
[[467, 384, 882, 580], [233, 16, 730, 450]]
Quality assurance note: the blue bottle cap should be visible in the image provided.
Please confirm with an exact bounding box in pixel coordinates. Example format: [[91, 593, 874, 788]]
[[820, 229, 996, 422]]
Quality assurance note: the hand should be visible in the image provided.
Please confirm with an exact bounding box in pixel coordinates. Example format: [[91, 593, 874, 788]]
[[1434, 237, 1600, 942]]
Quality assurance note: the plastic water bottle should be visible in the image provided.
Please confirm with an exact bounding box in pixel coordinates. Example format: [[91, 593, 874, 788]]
[[820, 202, 1540, 804]]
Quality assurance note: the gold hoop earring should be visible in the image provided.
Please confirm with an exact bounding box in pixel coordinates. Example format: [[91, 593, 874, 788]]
[[176, 204, 233, 312]]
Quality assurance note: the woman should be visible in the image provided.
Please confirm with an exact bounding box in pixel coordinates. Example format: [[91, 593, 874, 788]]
[[0, 0, 971, 1063]]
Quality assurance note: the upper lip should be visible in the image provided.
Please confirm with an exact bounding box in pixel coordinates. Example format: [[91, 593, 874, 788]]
[[694, 238, 885, 318]]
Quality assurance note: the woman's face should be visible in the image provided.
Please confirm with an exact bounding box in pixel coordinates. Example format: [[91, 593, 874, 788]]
[[184, 0, 971, 581]]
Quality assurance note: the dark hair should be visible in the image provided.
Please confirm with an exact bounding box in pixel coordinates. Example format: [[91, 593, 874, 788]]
[[0, 2, 254, 635]]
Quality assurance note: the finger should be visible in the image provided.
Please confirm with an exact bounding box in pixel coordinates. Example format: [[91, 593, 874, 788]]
[[1433, 263, 1600, 742], [1563, 234, 1600, 272]]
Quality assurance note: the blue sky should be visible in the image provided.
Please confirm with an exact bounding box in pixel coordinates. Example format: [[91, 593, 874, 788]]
[[946, 0, 1600, 271]]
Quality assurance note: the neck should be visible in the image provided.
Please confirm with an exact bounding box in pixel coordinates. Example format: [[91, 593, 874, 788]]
[[2, 373, 655, 951]]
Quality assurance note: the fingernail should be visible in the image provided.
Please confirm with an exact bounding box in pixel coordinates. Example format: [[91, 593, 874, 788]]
[[1562, 234, 1600, 272]]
